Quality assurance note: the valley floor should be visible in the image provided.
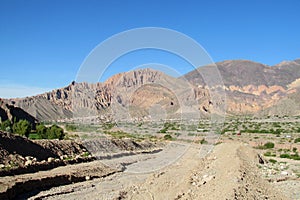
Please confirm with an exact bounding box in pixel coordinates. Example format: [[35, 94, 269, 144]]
[[22, 141, 295, 200]]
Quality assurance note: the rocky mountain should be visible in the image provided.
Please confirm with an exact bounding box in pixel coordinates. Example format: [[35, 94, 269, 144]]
[[0, 99, 37, 127], [184, 59, 300, 115], [5, 59, 300, 122]]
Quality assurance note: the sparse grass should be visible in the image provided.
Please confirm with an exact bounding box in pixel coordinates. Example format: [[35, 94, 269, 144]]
[[280, 153, 300, 160], [104, 130, 158, 141], [64, 123, 99, 132], [269, 158, 277, 164], [164, 134, 173, 140], [264, 151, 276, 157], [257, 142, 275, 149], [28, 133, 40, 140]]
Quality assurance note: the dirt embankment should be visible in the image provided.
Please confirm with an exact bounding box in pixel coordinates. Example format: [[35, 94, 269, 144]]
[[0, 161, 117, 200], [0, 131, 92, 176], [0, 131, 164, 199]]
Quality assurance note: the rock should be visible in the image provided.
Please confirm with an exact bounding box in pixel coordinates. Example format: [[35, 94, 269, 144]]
[[281, 171, 288, 176], [207, 156, 217, 160], [201, 174, 215, 185], [257, 154, 265, 164], [25, 160, 32, 166], [25, 156, 32, 161], [48, 157, 55, 162], [0, 164, 5, 168], [85, 176, 90, 181]]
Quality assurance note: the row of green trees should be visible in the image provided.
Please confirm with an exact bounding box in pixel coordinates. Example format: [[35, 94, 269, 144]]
[[0, 119, 64, 140], [0, 119, 31, 137], [36, 124, 65, 139]]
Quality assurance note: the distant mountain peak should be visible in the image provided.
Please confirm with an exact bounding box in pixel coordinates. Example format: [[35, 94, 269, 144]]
[[4, 59, 300, 120]]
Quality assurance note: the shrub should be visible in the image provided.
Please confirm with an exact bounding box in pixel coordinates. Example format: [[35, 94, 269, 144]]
[[36, 124, 47, 139], [290, 153, 300, 160], [0, 120, 12, 132], [159, 128, 167, 133], [164, 134, 172, 140], [12, 120, 31, 137], [264, 152, 274, 157], [200, 138, 208, 144], [263, 142, 275, 149], [47, 125, 65, 140], [294, 138, 300, 143], [269, 159, 277, 164], [280, 154, 291, 159], [36, 124, 65, 140], [280, 153, 300, 160]]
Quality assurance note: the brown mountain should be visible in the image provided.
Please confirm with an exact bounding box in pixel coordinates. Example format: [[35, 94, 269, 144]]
[[184, 59, 300, 115], [5, 59, 300, 121], [0, 99, 37, 127]]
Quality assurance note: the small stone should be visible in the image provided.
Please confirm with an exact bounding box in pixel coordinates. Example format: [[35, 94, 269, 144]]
[[0, 164, 5, 168], [48, 157, 54, 162], [281, 171, 288, 176], [85, 176, 90, 181], [25, 156, 32, 161], [25, 160, 32, 166]]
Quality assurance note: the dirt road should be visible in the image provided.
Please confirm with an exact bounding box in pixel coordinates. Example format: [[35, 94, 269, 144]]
[[27, 141, 290, 200]]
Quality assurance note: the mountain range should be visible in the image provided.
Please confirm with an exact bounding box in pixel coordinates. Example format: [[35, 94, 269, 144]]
[[2, 59, 300, 122]]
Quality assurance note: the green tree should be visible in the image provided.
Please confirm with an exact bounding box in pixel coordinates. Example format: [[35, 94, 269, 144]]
[[36, 124, 48, 139], [1, 120, 12, 132], [12, 120, 31, 137], [47, 125, 65, 140]]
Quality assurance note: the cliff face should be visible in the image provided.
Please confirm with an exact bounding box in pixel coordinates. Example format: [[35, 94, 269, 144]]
[[8, 59, 300, 121]]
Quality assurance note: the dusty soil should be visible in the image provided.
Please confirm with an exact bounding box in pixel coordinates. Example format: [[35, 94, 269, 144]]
[[25, 141, 294, 200], [0, 160, 117, 199], [1, 130, 299, 199]]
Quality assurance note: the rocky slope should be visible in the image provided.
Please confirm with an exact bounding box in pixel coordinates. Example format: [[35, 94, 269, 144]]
[[6, 59, 300, 121], [0, 99, 37, 126], [184, 59, 300, 115]]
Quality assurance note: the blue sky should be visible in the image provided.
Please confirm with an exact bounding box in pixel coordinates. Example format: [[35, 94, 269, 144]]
[[0, 0, 299, 98]]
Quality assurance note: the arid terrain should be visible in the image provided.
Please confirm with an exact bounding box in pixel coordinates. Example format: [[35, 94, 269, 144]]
[[1, 59, 300, 199], [1, 116, 300, 199]]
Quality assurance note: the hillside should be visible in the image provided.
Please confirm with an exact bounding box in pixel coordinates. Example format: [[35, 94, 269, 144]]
[[0, 99, 37, 126], [5, 59, 300, 121]]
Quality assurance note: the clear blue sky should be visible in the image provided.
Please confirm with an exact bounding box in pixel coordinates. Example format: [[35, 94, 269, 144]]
[[0, 0, 299, 98]]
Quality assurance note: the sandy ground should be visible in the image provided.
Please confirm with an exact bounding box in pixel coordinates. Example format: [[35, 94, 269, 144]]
[[25, 141, 292, 200]]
